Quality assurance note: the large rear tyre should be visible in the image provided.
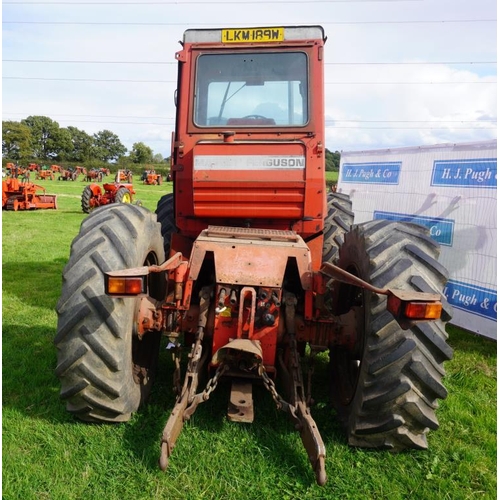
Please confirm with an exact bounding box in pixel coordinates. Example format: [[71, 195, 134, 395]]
[[323, 192, 354, 263], [330, 220, 453, 451], [55, 204, 165, 422], [322, 192, 354, 314], [155, 193, 177, 257]]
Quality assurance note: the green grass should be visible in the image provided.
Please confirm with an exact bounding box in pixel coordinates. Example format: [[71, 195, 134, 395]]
[[325, 170, 338, 187], [2, 176, 496, 499], [325, 170, 338, 183]]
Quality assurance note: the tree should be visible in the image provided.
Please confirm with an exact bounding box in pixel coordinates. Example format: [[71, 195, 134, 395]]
[[2, 121, 33, 161], [130, 142, 154, 164], [153, 153, 165, 164], [93, 130, 127, 163], [325, 149, 340, 172], [53, 127, 74, 161], [21, 115, 72, 161], [66, 126, 94, 163]]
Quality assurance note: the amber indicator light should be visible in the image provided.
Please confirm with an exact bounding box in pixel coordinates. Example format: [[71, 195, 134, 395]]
[[404, 301, 442, 320], [106, 276, 145, 296]]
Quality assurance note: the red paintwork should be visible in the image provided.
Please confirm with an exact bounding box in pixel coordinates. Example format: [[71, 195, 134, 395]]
[[161, 28, 330, 366], [172, 34, 326, 245]]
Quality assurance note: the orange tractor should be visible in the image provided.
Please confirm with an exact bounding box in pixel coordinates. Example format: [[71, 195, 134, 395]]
[[142, 169, 162, 185], [117, 169, 133, 183], [36, 169, 55, 181], [81, 178, 139, 213], [55, 26, 452, 485], [2, 178, 57, 211]]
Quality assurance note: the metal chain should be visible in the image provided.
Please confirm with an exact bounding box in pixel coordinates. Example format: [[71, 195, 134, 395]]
[[200, 362, 229, 401], [260, 368, 287, 411]]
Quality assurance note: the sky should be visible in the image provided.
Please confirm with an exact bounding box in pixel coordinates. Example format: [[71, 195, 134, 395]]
[[2, 0, 497, 158]]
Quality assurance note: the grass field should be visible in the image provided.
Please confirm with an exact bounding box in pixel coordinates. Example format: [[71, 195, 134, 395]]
[[2, 177, 496, 499]]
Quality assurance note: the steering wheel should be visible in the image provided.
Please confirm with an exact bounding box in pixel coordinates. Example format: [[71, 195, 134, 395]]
[[242, 114, 268, 120]]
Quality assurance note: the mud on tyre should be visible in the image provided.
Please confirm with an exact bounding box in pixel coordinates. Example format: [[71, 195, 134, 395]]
[[55, 204, 165, 422]]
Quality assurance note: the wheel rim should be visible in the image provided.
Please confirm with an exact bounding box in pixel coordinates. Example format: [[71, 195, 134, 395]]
[[122, 193, 131, 203]]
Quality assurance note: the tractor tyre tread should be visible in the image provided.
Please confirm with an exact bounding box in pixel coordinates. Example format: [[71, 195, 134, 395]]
[[155, 193, 177, 257], [331, 220, 453, 452], [55, 204, 165, 422], [81, 185, 94, 213], [323, 192, 354, 263]]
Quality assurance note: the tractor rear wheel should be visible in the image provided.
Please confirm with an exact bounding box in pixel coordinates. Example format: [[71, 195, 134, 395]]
[[323, 191, 354, 263], [81, 185, 97, 213], [55, 204, 165, 422], [155, 193, 177, 257], [322, 192, 354, 314], [115, 187, 132, 204], [329, 220, 453, 451]]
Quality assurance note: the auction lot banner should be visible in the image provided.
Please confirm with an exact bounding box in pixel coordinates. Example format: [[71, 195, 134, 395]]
[[337, 140, 497, 339]]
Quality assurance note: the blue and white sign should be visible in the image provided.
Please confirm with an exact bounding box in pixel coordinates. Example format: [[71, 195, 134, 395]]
[[444, 280, 497, 321], [337, 140, 497, 339], [341, 162, 401, 184], [431, 158, 497, 188], [373, 211, 455, 246]]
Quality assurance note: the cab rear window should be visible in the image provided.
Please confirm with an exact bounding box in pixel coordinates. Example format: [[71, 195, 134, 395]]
[[194, 52, 308, 127]]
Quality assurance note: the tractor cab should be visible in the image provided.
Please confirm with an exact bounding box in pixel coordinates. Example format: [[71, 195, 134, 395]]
[[172, 26, 327, 243]]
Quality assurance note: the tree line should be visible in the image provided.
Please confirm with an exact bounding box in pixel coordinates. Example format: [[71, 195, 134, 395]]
[[2, 114, 340, 170], [2, 115, 164, 165]]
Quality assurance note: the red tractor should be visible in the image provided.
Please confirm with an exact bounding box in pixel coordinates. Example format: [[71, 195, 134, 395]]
[[84, 169, 103, 182], [58, 168, 78, 181], [81, 180, 139, 213], [55, 26, 452, 486]]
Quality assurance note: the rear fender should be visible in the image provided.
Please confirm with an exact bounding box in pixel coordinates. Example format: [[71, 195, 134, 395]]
[[89, 183, 103, 196]]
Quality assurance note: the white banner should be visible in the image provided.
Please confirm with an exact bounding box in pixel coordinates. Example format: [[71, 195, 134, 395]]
[[337, 140, 497, 339]]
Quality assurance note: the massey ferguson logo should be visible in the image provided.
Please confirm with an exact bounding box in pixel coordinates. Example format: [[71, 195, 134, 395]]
[[194, 155, 306, 170], [265, 157, 305, 167]]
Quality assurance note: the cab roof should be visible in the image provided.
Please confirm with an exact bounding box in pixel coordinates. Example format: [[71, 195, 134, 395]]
[[183, 26, 325, 44]]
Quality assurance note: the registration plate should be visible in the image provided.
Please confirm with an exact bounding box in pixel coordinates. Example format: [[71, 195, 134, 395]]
[[222, 27, 285, 43]]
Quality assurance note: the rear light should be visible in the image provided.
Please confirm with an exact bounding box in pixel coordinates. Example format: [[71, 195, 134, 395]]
[[105, 275, 147, 296], [387, 290, 442, 326], [404, 301, 442, 320]]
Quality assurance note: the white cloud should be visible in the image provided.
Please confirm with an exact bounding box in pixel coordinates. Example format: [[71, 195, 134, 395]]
[[2, 0, 496, 156]]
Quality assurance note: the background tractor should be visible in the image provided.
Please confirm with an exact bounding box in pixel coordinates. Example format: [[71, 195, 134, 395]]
[[35, 168, 55, 181], [55, 25, 452, 486], [117, 169, 133, 183], [81, 179, 139, 213], [2, 178, 57, 211], [142, 169, 163, 185]]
